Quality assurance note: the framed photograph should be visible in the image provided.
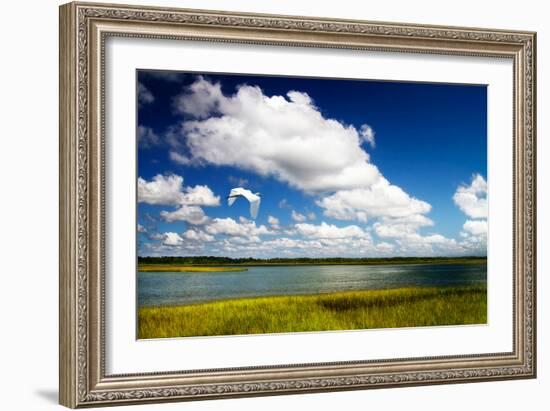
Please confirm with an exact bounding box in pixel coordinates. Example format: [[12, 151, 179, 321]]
[[59, 1, 536, 408]]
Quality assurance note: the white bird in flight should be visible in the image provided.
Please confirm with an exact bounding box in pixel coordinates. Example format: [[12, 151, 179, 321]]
[[227, 188, 261, 219]]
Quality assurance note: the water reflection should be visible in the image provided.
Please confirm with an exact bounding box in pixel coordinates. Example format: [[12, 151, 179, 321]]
[[138, 263, 487, 307]]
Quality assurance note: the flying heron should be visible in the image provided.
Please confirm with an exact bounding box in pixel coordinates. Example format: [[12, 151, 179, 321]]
[[227, 187, 261, 219]]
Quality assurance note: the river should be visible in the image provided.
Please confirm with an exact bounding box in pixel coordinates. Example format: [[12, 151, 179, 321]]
[[138, 263, 487, 307]]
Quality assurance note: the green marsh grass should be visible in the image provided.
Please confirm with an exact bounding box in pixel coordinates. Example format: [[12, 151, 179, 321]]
[[138, 285, 487, 339]]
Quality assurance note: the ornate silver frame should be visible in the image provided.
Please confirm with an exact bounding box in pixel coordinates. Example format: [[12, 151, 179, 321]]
[[59, 2, 536, 408]]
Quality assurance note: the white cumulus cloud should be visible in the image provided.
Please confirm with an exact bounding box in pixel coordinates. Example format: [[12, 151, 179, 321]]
[[182, 229, 215, 242], [294, 222, 370, 240], [373, 214, 434, 239], [181, 185, 220, 206], [205, 217, 270, 237], [138, 174, 185, 206], [317, 178, 431, 223], [162, 232, 183, 246], [169, 78, 437, 246], [267, 215, 280, 228], [452, 174, 488, 255], [291, 210, 307, 222], [462, 219, 488, 236], [171, 76, 382, 193], [173, 77, 225, 119], [393, 233, 459, 256], [138, 174, 220, 206], [375, 242, 395, 253], [160, 205, 209, 225], [359, 124, 375, 147], [453, 174, 487, 219]]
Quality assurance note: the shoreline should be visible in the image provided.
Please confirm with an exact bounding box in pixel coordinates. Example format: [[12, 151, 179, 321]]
[[138, 258, 487, 270], [138, 265, 247, 273], [139, 282, 487, 309]]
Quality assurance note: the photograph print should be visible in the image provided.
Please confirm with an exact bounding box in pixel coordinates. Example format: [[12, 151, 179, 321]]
[[136, 70, 488, 339]]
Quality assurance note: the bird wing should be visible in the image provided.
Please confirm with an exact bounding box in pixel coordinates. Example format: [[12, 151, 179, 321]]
[[236, 188, 255, 202], [249, 197, 261, 219], [227, 188, 260, 218], [236, 189, 261, 219], [227, 188, 243, 206]]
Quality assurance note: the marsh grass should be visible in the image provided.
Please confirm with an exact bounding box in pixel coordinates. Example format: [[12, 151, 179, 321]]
[[138, 285, 487, 339], [138, 264, 247, 273]]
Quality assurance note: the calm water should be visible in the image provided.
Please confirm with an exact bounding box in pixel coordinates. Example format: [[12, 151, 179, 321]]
[[138, 263, 487, 307]]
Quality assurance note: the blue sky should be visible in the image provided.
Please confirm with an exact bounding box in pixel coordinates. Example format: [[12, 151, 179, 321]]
[[136, 70, 488, 258]]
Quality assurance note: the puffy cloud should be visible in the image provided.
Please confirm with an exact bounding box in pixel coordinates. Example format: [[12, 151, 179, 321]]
[[138, 174, 185, 206], [286, 90, 313, 106], [173, 77, 225, 119], [162, 232, 183, 246], [169, 151, 191, 165], [294, 222, 370, 239], [224, 233, 378, 258], [226, 235, 262, 245], [457, 219, 487, 255], [451, 174, 488, 256], [458, 233, 487, 255], [393, 233, 459, 256], [141, 221, 481, 258], [181, 185, 220, 206], [369, 212, 464, 256], [453, 174, 487, 219], [291, 210, 307, 222], [182, 229, 215, 242], [267, 215, 280, 228], [373, 215, 434, 239], [261, 237, 308, 250], [418, 234, 456, 245], [166, 78, 467, 258], [138, 82, 154, 106], [171, 77, 382, 193], [317, 178, 431, 223], [205, 217, 270, 237], [143, 230, 217, 254], [160, 205, 208, 225], [374, 224, 413, 239], [317, 237, 373, 250], [148, 232, 165, 241], [462, 219, 488, 236], [137, 224, 147, 233], [375, 242, 395, 253], [138, 174, 220, 206], [359, 124, 375, 147]]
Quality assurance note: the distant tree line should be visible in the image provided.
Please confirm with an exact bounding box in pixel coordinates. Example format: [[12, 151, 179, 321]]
[[138, 255, 487, 265]]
